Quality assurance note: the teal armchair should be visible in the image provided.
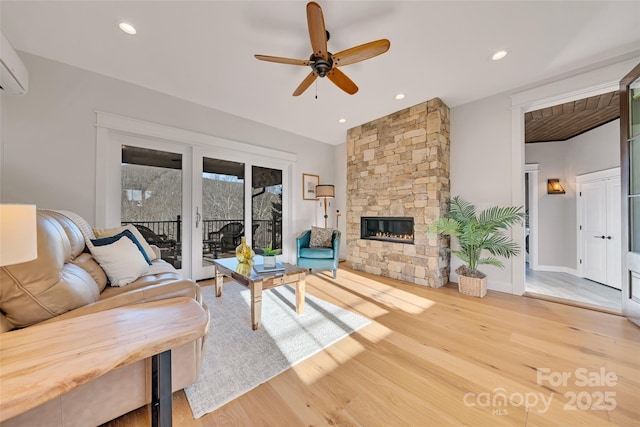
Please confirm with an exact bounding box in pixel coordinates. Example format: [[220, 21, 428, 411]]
[[296, 229, 341, 279]]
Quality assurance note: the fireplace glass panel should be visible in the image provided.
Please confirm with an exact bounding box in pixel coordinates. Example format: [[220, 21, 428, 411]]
[[361, 217, 414, 244]]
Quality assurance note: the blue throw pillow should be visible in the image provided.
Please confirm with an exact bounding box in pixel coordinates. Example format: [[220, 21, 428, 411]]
[[90, 229, 153, 265]]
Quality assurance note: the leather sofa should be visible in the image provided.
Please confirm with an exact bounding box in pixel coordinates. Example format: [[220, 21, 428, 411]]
[[0, 210, 209, 427]]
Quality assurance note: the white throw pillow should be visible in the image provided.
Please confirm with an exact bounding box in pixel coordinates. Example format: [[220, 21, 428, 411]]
[[93, 224, 158, 261], [89, 237, 150, 287]]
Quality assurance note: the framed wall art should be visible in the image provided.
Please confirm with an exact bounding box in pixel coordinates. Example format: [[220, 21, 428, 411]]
[[302, 173, 319, 200]]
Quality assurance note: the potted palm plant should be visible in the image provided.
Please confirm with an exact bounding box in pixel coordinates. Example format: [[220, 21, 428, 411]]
[[261, 243, 282, 269], [428, 196, 524, 297]]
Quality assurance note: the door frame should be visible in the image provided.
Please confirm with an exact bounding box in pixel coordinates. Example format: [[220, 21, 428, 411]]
[[524, 163, 539, 271], [96, 112, 296, 280], [95, 128, 192, 276], [510, 57, 639, 296]]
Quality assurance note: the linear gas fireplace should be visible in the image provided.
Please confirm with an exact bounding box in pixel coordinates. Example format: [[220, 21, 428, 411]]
[[360, 217, 414, 244]]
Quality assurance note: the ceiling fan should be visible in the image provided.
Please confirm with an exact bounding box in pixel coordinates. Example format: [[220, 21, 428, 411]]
[[254, 1, 390, 96]]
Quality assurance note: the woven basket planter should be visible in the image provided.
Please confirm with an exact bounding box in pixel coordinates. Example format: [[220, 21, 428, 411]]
[[458, 274, 487, 298]]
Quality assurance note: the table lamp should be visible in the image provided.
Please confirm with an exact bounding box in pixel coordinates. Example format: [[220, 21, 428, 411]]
[[0, 204, 38, 266], [315, 184, 335, 228]]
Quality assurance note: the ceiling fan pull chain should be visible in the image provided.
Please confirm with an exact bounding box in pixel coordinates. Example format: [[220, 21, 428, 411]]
[[315, 81, 318, 99]]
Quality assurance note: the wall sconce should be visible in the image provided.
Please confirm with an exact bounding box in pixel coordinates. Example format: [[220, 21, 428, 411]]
[[315, 184, 335, 228], [547, 179, 566, 195]]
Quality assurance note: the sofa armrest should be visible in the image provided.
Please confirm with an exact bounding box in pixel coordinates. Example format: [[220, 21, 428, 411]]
[[332, 230, 341, 255], [296, 230, 311, 254], [40, 280, 201, 325]]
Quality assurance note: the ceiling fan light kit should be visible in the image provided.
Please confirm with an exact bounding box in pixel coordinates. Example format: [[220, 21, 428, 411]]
[[310, 53, 332, 78], [254, 1, 390, 96]]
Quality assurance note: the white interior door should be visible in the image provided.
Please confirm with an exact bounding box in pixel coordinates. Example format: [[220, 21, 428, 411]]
[[580, 180, 608, 284]]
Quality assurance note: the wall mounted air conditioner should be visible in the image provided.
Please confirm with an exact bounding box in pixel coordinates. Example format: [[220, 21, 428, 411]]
[[0, 31, 28, 95]]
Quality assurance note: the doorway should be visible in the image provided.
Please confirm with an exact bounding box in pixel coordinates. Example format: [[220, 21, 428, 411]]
[[192, 151, 288, 281], [522, 97, 622, 313], [510, 59, 640, 325]]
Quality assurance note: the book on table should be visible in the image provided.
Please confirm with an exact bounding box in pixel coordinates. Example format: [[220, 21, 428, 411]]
[[253, 263, 286, 273]]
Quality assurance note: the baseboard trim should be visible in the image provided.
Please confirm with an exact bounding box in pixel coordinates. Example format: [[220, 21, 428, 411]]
[[524, 291, 622, 316], [487, 280, 514, 294], [533, 265, 579, 276]]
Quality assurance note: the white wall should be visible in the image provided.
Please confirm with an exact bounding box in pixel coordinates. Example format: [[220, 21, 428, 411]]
[[567, 119, 620, 176], [450, 92, 516, 293], [525, 141, 572, 268], [525, 120, 620, 271], [0, 52, 336, 237]]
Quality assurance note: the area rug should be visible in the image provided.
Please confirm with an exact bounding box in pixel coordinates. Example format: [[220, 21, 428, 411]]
[[184, 281, 370, 418]]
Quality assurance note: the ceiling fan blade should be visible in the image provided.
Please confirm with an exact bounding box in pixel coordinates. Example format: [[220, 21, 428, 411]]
[[254, 55, 312, 66], [332, 39, 391, 67], [293, 71, 318, 96], [307, 1, 328, 60], [327, 68, 358, 95]]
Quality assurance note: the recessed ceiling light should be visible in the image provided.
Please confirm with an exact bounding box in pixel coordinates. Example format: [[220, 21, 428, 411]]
[[338, 118, 347, 124], [118, 22, 137, 35], [492, 50, 508, 61], [395, 93, 405, 100]]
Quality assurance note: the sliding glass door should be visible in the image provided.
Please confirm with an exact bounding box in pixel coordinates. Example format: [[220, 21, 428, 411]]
[[96, 112, 294, 282], [121, 145, 184, 269], [195, 155, 245, 279], [192, 149, 290, 281], [252, 166, 283, 254], [102, 132, 191, 275]]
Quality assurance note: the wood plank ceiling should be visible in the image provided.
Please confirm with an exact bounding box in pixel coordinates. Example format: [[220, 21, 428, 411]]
[[525, 91, 620, 143]]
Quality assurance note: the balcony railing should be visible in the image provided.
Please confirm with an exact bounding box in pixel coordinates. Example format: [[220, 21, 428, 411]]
[[121, 216, 282, 258]]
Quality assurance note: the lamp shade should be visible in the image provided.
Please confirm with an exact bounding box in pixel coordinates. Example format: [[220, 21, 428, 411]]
[[0, 204, 37, 266], [315, 184, 335, 198]]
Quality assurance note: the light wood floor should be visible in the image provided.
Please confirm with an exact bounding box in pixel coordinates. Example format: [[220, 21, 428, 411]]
[[526, 268, 622, 313], [103, 267, 640, 427]]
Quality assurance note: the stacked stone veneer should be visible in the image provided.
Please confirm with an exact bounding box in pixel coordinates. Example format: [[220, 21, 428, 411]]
[[346, 98, 450, 287]]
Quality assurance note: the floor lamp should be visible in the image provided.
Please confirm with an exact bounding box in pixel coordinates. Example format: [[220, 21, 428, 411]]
[[0, 204, 38, 267], [315, 184, 335, 228]]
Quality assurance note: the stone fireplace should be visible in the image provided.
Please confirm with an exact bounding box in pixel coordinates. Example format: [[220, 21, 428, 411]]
[[346, 98, 450, 287]]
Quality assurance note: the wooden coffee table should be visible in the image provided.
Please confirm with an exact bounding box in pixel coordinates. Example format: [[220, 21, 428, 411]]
[[213, 256, 307, 330]]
